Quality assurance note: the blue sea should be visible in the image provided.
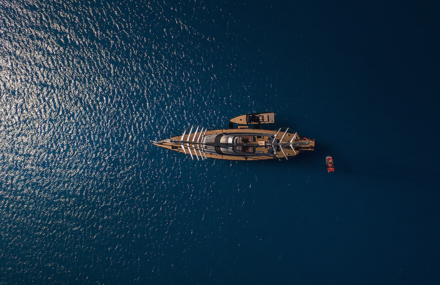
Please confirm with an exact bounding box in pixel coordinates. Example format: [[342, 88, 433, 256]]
[[1, 0, 439, 284]]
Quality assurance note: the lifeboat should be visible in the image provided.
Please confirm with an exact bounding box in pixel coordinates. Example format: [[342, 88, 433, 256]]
[[326, 156, 334, 173]]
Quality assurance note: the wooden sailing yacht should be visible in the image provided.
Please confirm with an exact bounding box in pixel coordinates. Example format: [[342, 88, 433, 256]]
[[153, 126, 315, 161]]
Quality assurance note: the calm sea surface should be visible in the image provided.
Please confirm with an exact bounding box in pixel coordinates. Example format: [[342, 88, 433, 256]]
[[1, 0, 439, 284]]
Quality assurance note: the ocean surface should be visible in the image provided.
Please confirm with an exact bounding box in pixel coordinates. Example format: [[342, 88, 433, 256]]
[[1, 0, 439, 284]]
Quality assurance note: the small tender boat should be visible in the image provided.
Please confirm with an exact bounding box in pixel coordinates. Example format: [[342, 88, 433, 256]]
[[326, 156, 334, 173], [230, 112, 275, 125]]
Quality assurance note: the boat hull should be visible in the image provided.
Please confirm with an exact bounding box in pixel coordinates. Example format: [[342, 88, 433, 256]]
[[326, 156, 334, 172], [153, 128, 315, 161], [230, 112, 275, 125]]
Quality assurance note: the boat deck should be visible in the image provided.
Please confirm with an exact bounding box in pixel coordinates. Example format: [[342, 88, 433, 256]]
[[154, 128, 315, 161], [230, 112, 275, 125]]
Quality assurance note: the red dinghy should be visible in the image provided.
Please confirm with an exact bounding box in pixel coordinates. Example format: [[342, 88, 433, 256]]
[[326, 156, 334, 173]]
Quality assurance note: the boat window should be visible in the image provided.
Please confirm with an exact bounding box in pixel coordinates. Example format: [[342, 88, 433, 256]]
[[220, 135, 236, 144]]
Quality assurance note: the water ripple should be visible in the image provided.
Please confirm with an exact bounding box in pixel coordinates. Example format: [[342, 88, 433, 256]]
[[0, 0, 276, 283]]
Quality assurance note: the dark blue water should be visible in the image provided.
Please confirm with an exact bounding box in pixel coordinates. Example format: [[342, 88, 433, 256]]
[[1, 0, 439, 284]]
